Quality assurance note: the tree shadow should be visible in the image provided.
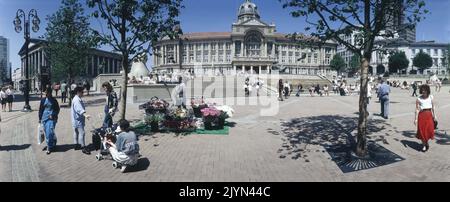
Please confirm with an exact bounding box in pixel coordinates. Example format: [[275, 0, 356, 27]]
[[400, 140, 422, 152], [435, 131, 450, 145], [277, 115, 389, 161], [126, 157, 150, 173], [0, 144, 31, 151]]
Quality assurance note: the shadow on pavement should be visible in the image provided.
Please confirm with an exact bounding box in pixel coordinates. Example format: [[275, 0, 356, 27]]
[[54, 144, 75, 152], [277, 115, 388, 161], [0, 144, 31, 151], [400, 140, 422, 152], [126, 157, 150, 173]]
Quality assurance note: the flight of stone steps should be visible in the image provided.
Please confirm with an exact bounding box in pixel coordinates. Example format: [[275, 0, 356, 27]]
[[184, 75, 332, 98]]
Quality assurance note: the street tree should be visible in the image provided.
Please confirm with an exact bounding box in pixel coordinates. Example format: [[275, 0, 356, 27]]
[[281, 0, 428, 156], [329, 54, 346, 74], [413, 51, 433, 74], [44, 0, 97, 87], [87, 0, 183, 120], [388, 51, 409, 74]]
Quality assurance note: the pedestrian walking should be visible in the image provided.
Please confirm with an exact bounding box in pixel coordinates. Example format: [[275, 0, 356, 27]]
[[5, 86, 14, 112], [102, 82, 118, 128], [38, 87, 60, 155], [377, 79, 391, 119], [0, 87, 7, 112], [411, 82, 418, 97], [53, 82, 60, 98], [414, 84, 437, 152], [283, 81, 290, 99], [255, 77, 263, 97], [174, 76, 186, 109], [295, 84, 303, 97], [83, 80, 91, 96], [60, 81, 67, 103], [71, 87, 91, 155], [323, 85, 329, 96], [278, 79, 284, 101]]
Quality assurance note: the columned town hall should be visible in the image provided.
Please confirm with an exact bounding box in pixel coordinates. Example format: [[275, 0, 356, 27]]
[[153, 0, 337, 76]]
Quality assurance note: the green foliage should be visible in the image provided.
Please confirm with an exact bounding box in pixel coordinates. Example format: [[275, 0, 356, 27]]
[[388, 52, 409, 73], [280, 0, 428, 58], [376, 64, 386, 74], [87, 0, 184, 65], [329, 54, 346, 72], [87, 0, 183, 120], [413, 51, 433, 72], [44, 0, 97, 82]]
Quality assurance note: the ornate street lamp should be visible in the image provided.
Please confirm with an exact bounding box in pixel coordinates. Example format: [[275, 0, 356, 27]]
[[14, 9, 40, 112]]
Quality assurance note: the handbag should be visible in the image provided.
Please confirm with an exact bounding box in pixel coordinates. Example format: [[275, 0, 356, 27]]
[[434, 119, 438, 129]]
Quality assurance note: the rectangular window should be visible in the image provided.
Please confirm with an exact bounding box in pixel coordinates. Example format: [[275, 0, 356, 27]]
[[226, 51, 231, 62], [203, 43, 209, 51], [434, 49, 438, 56], [218, 43, 223, 50], [203, 52, 209, 63], [314, 53, 318, 64], [226, 43, 231, 50]]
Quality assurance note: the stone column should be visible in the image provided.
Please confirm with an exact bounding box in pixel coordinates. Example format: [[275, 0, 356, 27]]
[[264, 43, 268, 57], [272, 43, 275, 57], [193, 44, 197, 63], [241, 42, 244, 57], [259, 66, 262, 75], [250, 66, 254, 74], [233, 65, 237, 75]]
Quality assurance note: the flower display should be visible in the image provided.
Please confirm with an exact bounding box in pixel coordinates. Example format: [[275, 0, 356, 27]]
[[139, 97, 169, 114], [191, 97, 206, 108], [215, 105, 234, 118], [144, 113, 165, 123], [201, 107, 221, 117]]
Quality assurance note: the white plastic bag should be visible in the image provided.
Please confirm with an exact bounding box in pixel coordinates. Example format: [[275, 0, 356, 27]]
[[37, 124, 45, 145]]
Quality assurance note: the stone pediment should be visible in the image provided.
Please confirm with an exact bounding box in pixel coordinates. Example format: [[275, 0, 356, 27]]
[[236, 18, 270, 27]]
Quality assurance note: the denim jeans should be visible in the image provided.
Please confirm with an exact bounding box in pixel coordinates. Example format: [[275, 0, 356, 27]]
[[73, 127, 86, 147], [44, 120, 56, 151], [380, 95, 389, 118], [103, 112, 113, 128]]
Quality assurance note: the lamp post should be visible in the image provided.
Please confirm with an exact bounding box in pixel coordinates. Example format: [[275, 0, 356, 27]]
[[14, 9, 40, 112]]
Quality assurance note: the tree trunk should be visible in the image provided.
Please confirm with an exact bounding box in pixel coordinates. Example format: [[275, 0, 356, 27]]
[[118, 53, 129, 120], [356, 57, 370, 157]]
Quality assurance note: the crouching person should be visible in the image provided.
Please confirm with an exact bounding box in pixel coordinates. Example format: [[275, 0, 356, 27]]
[[106, 119, 140, 173]]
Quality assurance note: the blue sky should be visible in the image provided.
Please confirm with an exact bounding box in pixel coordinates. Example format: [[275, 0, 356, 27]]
[[1, 0, 449, 71]]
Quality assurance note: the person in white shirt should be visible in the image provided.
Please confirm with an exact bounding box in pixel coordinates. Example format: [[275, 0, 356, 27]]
[[0, 87, 7, 112], [414, 84, 437, 152], [5, 86, 14, 112], [174, 76, 186, 108]]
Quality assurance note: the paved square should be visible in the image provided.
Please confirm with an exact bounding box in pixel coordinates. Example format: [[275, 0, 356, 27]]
[[1, 86, 449, 182]]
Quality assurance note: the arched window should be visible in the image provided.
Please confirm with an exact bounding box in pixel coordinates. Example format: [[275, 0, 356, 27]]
[[245, 31, 262, 57]]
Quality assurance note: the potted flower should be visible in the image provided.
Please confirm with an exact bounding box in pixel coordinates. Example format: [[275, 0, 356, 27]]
[[163, 107, 196, 132], [139, 96, 169, 114], [215, 105, 234, 129], [201, 107, 221, 130], [145, 113, 165, 132], [191, 97, 208, 118]]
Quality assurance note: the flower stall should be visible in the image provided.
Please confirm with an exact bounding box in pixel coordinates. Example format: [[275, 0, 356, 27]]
[[191, 97, 208, 118], [136, 96, 234, 135]]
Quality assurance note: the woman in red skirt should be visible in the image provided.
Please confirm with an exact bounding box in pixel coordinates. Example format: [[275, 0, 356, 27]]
[[414, 84, 437, 152]]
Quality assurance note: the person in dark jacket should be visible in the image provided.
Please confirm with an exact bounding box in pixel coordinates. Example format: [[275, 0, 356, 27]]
[[102, 82, 118, 128], [39, 87, 60, 154]]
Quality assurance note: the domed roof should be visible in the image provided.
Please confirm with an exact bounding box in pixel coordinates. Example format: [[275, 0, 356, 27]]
[[238, 0, 260, 19]]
